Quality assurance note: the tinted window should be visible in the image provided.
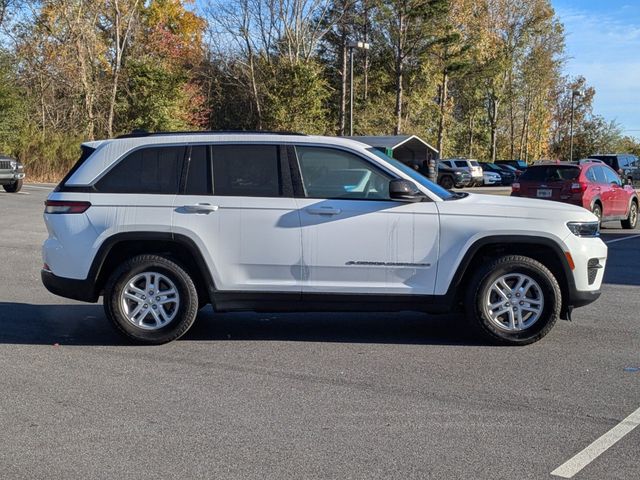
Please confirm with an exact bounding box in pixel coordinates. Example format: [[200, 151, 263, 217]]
[[454, 160, 468, 168], [590, 156, 618, 170], [212, 145, 281, 197], [586, 167, 597, 183], [593, 166, 608, 184], [96, 146, 184, 194], [519, 165, 580, 182], [184, 145, 211, 195], [296, 146, 391, 200]]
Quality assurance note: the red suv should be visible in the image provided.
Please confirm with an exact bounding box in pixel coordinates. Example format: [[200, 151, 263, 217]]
[[511, 161, 638, 229]]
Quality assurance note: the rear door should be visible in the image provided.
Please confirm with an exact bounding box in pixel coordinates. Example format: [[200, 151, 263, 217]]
[[172, 144, 302, 293], [292, 145, 439, 295]]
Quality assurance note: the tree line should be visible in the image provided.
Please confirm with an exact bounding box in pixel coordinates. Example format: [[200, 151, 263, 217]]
[[0, 0, 636, 180]]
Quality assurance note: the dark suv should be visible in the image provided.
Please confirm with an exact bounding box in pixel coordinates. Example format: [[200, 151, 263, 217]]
[[435, 162, 471, 189], [588, 154, 639, 185]]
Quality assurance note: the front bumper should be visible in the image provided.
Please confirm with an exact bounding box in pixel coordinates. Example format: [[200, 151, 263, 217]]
[[41, 269, 98, 303], [0, 171, 25, 184]]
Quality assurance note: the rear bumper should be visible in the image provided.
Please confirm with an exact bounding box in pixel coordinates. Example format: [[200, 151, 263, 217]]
[[41, 269, 98, 303]]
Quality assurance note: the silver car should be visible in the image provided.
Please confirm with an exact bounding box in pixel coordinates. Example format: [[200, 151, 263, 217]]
[[0, 155, 25, 193]]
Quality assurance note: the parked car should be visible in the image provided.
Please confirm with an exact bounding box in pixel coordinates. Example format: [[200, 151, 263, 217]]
[[588, 154, 640, 185], [482, 170, 502, 185], [497, 164, 523, 178], [496, 160, 528, 171], [480, 162, 516, 185], [440, 158, 483, 186], [42, 131, 607, 346], [511, 161, 638, 229], [436, 161, 472, 189], [0, 155, 25, 193]]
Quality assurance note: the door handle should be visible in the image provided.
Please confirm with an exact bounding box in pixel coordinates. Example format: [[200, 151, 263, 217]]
[[306, 206, 342, 216], [182, 203, 219, 214]]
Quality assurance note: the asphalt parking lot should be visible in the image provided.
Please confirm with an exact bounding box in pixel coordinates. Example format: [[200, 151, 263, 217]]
[[1, 184, 638, 479]]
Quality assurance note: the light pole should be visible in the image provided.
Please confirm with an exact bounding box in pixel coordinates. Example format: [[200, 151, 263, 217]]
[[569, 89, 582, 162], [348, 40, 370, 136]]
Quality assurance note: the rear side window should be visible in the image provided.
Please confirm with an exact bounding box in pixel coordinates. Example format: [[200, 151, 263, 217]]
[[519, 166, 580, 182], [96, 146, 185, 194], [593, 166, 608, 184], [212, 145, 281, 197]]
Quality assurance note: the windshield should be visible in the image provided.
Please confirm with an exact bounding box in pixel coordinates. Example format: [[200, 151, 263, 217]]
[[366, 148, 454, 200]]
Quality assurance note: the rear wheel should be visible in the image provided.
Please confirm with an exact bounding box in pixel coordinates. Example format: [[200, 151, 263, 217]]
[[622, 201, 638, 229], [104, 254, 199, 344], [592, 203, 602, 225], [465, 255, 561, 345], [3, 179, 22, 193]]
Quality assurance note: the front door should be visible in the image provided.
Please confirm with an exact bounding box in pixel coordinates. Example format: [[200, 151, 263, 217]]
[[292, 145, 439, 295]]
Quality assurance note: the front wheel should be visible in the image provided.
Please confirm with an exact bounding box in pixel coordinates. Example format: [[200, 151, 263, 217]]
[[622, 201, 638, 229], [465, 255, 561, 345], [3, 179, 23, 193], [104, 255, 199, 344], [439, 176, 454, 190]]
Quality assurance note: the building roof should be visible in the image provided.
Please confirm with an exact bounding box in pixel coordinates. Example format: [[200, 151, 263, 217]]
[[347, 135, 438, 153]]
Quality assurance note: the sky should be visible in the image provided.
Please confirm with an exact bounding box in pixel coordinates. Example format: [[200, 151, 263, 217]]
[[553, 0, 640, 138]]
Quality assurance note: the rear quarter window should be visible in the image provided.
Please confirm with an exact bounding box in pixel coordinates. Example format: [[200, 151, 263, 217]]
[[95, 146, 185, 194]]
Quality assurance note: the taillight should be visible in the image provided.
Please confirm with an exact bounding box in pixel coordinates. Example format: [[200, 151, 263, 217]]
[[512, 182, 520, 193], [44, 200, 91, 214], [570, 182, 587, 194]]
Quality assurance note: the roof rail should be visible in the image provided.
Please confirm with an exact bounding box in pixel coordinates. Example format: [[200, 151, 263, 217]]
[[115, 129, 308, 139]]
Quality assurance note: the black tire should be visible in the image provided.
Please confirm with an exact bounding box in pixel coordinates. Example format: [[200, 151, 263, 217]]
[[622, 200, 638, 230], [592, 203, 602, 226], [439, 175, 454, 190], [3, 179, 23, 193], [104, 254, 199, 344], [465, 255, 561, 346]]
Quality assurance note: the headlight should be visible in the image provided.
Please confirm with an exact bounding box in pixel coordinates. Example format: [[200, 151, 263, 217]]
[[567, 221, 600, 237]]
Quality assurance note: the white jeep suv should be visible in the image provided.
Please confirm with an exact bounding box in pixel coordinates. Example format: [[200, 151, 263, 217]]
[[42, 132, 607, 345]]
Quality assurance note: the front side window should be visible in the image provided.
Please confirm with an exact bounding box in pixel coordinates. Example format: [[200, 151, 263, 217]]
[[296, 146, 391, 200], [212, 145, 281, 197], [454, 160, 468, 168], [96, 146, 184, 194], [603, 167, 621, 185]]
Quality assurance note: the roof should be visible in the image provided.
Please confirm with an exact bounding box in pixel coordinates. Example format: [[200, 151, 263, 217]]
[[346, 135, 439, 153]]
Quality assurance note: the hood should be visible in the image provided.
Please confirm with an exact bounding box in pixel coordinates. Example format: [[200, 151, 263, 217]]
[[438, 192, 597, 223]]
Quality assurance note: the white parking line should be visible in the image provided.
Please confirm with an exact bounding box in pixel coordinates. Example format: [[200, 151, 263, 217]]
[[551, 406, 640, 478], [604, 234, 640, 245], [23, 185, 54, 190]]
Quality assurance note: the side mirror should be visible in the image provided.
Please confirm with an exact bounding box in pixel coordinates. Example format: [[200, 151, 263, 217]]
[[389, 179, 423, 202]]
